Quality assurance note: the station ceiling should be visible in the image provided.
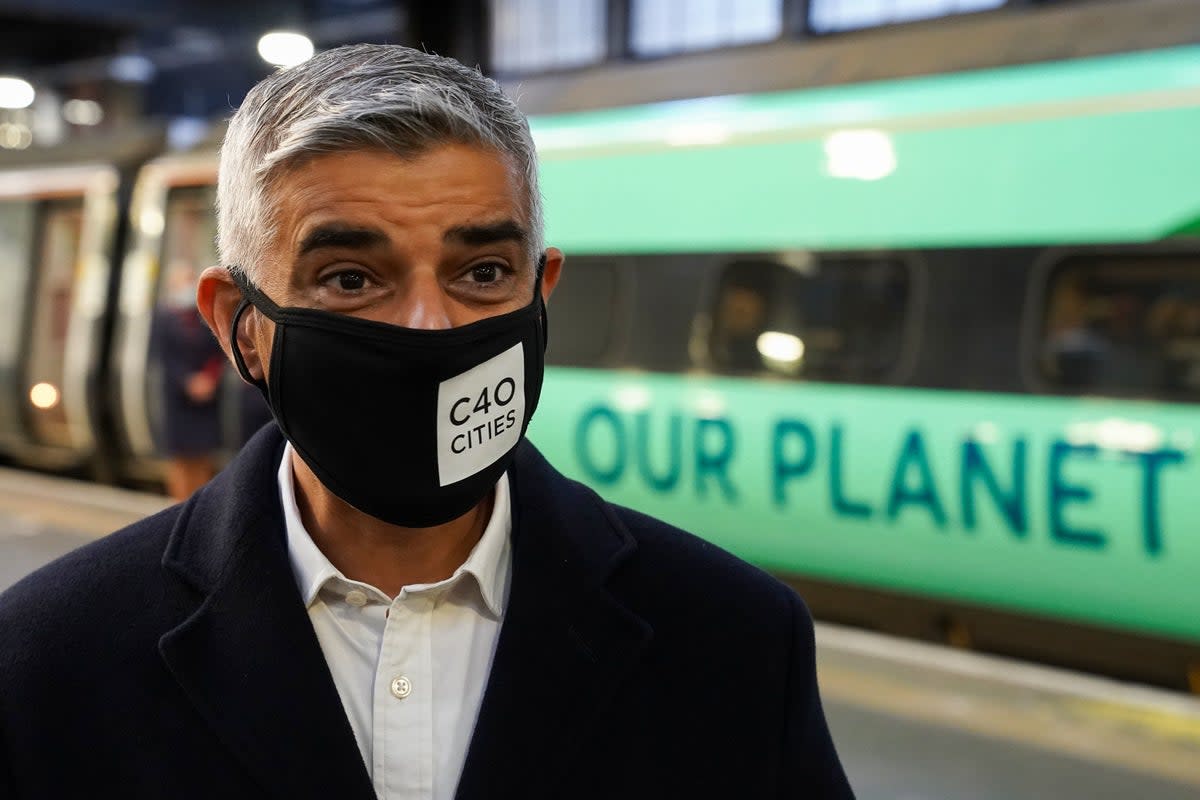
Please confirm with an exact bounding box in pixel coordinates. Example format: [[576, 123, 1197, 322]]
[[0, 0, 422, 118], [0, 0, 400, 72], [0, 11, 128, 67]]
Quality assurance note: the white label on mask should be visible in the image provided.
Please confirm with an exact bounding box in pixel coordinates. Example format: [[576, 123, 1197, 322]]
[[436, 343, 525, 486]]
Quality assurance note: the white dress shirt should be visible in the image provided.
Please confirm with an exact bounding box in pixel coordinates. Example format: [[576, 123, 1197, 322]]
[[278, 444, 512, 800]]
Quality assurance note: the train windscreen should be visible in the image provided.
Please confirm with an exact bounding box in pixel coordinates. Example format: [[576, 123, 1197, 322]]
[[158, 185, 217, 301], [24, 198, 85, 448], [146, 181, 277, 465]]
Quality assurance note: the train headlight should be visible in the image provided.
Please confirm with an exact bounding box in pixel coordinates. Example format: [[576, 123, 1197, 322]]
[[30, 382, 60, 410]]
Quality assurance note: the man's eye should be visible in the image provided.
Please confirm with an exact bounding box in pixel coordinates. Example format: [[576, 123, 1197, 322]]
[[470, 262, 502, 283], [335, 271, 366, 291]]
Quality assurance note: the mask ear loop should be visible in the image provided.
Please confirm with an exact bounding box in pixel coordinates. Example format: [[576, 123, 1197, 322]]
[[229, 294, 268, 393], [227, 266, 279, 393], [536, 253, 550, 351]]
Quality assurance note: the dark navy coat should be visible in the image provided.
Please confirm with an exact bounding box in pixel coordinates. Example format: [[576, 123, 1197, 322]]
[[0, 425, 854, 798]]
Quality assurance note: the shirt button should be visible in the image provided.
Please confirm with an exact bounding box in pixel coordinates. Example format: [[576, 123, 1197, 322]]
[[345, 590, 368, 607], [390, 676, 412, 700]]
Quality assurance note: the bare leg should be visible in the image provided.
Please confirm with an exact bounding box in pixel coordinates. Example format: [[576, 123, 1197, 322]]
[[165, 456, 216, 501]]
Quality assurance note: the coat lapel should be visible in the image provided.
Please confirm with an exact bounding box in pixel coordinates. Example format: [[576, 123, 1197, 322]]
[[455, 443, 654, 800], [157, 429, 652, 800], [158, 426, 375, 800]]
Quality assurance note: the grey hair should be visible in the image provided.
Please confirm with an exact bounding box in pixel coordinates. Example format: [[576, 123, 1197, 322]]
[[217, 44, 543, 282]]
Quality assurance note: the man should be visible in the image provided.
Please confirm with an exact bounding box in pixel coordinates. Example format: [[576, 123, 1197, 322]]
[[0, 45, 854, 799]]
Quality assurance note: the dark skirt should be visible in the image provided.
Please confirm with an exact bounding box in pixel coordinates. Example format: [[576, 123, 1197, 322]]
[[153, 307, 225, 457]]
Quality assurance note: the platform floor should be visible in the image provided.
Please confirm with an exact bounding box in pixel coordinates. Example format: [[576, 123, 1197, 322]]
[[1, 466, 1198, 799]]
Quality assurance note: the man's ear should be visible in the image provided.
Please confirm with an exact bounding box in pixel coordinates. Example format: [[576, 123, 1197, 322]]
[[197, 266, 269, 383], [540, 247, 564, 304]]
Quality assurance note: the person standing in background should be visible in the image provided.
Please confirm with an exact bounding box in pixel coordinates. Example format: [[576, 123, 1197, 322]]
[[151, 261, 225, 500]]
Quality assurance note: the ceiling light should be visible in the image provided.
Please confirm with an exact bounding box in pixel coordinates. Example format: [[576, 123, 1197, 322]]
[[258, 31, 314, 67], [0, 123, 32, 149], [108, 54, 156, 83], [0, 76, 35, 110], [63, 99, 103, 126]]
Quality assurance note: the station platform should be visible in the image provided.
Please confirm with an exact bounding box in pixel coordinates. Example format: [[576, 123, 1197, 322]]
[[1, 466, 1198, 799]]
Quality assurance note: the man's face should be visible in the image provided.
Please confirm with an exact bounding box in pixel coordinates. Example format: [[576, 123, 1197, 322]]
[[200, 143, 562, 382]]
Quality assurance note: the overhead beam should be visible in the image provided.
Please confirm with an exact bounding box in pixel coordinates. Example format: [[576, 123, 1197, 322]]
[[504, 0, 1200, 114]]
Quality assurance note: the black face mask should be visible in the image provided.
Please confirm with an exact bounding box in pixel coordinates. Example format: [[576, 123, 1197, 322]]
[[228, 262, 548, 528]]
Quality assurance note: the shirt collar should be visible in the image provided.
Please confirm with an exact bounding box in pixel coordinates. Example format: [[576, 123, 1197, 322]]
[[277, 442, 512, 617]]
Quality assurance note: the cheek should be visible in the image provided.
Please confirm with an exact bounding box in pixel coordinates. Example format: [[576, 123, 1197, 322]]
[[505, 269, 539, 310]]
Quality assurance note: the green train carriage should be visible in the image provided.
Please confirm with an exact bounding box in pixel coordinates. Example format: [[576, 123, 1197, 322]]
[[526, 45, 1200, 688]]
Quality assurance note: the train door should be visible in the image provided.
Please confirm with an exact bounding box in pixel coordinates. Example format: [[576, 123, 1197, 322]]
[[0, 165, 118, 470], [113, 154, 264, 482], [26, 199, 85, 450], [0, 195, 36, 457]]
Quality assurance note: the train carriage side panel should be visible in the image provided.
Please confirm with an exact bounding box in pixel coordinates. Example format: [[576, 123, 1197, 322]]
[[0, 165, 119, 470]]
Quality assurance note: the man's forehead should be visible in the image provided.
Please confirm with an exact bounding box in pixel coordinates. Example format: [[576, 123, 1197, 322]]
[[269, 143, 522, 192], [267, 145, 528, 228]]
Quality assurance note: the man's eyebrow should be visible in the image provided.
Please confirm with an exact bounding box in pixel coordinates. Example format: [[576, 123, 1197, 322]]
[[443, 219, 528, 247], [297, 225, 389, 257]]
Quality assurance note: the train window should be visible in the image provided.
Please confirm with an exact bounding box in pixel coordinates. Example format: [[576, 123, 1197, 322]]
[[701, 254, 911, 383], [630, 0, 783, 57], [0, 201, 35, 370], [158, 185, 218, 306], [490, 0, 607, 75], [25, 198, 85, 448], [808, 0, 1005, 34], [615, 254, 716, 373], [1039, 253, 1200, 399], [544, 257, 620, 367]]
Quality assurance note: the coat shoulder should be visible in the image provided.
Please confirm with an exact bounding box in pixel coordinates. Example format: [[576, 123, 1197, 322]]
[[0, 504, 185, 662], [606, 499, 806, 625], [522, 440, 806, 625]]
